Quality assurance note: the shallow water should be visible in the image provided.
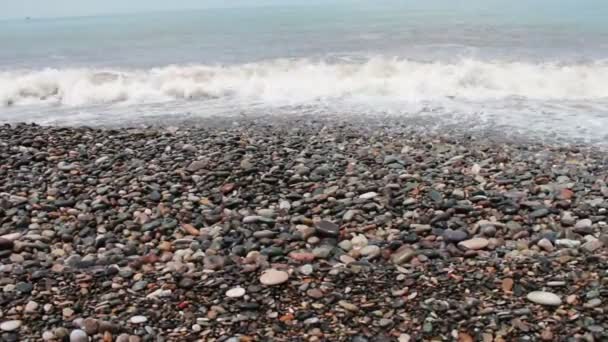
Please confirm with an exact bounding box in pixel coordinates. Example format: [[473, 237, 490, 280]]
[[1, 0, 608, 144]]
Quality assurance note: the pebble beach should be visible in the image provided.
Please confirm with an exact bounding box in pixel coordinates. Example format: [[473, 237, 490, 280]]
[[0, 115, 607, 341]]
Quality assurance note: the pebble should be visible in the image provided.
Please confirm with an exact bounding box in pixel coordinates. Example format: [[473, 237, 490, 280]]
[[360, 245, 380, 257], [443, 229, 468, 243], [129, 316, 148, 324], [392, 246, 416, 264], [561, 212, 576, 226], [555, 239, 581, 248], [42, 331, 55, 341], [260, 269, 289, 286], [582, 239, 603, 252], [338, 300, 359, 312], [502, 278, 514, 292], [312, 245, 333, 259], [359, 192, 378, 200], [351, 234, 368, 249], [1, 119, 607, 341], [529, 208, 550, 218], [299, 264, 314, 276], [574, 219, 593, 233], [225, 287, 246, 298], [82, 318, 98, 335], [537, 238, 554, 252], [24, 301, 39, 313], [398, 334, 411, 342], [69, 329, 88, 342], [0, 320, 22, 332], [458, 238, 489, 250], [338, 240, 353, 251], [526, 291, 562, 306], [314, 220, 340, 237]]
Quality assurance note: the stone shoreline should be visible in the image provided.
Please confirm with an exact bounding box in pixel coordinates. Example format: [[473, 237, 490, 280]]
[[0, 118, 606, 341]]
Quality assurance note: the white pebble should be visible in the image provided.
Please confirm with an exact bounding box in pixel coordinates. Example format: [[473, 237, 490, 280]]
[[359, 192, 378, 200], [69, 329, 88, 342], [527, 291, 562, 306], [260, 268, 289, 286], [0, 320, 22, 332], [225, 287, 246, 298], [130, 315, 148, 324]]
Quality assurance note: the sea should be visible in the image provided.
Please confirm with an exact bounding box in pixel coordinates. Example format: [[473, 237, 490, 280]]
[[1, 0, 608, 144]]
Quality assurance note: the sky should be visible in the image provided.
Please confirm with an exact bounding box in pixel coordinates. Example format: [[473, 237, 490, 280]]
[[0, 0, 302, 19]]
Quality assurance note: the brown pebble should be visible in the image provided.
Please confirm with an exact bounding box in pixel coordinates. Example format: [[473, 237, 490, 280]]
[[458, 332, 474, 342], [307, 289, 324, 299], [158, 241, 172, 251], [182, 223, 200, 236], [541, 328, 554, 341], [502, 278, 514, 293]]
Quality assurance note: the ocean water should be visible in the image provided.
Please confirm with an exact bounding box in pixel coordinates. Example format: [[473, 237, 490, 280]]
[[1, 0, 608, 143]]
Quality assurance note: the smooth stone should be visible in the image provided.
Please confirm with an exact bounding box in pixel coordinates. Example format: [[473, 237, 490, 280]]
[[256, 209, 276, 218], [82, 318, 98, 335], [582, 239, 603, 252], [312, 245, 333, 259], [458, 238, 489, 250], [360, 245, 380, 257], [0, 320, 22, 332], [359, 192, 378, 200], [299, 264, 314, 276], [225, 287, 246, 298], [574, 219, 593, 231], [481, 225, 497, 237], [561, 212, 576, 226], [343, 209, 357, 221], [547, 281, 566, 287], [537, 238, 554, 252], [584, 298, 602, 308], [129, 316, 147, 324], [187, 160, 206, 171], [443, 229, 468, 243], [340, 255, 356, 264], [69, 329, 88, 342], [307, 289, 324, 299], [529, 208, 550, 218], [527, 291, 562, 306], [338, 300, 359, 312], [398, 334, 411, 342], [338, 240, 352, 251], [351, 234, 368, 249], [42, 331, 55, 340], [260, 269, 289, 286], [391, 246, 416, 264], [24, 301, 39, 313], [572, 219, 593, 235], [556, 239, 581, 248], [314, 220, 340, 237]]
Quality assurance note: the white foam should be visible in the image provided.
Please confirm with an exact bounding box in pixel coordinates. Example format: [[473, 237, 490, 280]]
[[2, 57, 608, 109]]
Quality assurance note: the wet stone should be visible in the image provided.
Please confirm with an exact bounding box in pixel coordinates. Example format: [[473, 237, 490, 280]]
[[314, 220, 340, 237]]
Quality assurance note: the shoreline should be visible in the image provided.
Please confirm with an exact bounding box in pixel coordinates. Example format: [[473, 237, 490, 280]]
[[0, 119, 607, 341]]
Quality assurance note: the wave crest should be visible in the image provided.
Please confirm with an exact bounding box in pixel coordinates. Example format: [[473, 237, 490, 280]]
[[2, 57, 608, 108]]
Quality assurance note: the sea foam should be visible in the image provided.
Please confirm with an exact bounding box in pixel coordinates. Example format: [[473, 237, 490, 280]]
[[2, 57, 608, 108]]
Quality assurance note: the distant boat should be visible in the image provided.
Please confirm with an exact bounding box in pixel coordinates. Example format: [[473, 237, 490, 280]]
[[25, 17, 31, 20]]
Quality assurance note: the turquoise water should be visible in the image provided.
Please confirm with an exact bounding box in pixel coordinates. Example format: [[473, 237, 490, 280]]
[[1, 0, 608, 142], [3, 0, 608, 67]]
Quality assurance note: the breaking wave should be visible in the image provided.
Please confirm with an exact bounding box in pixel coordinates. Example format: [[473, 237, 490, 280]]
[[2, 57, 608, 108]]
